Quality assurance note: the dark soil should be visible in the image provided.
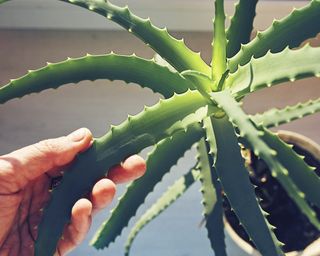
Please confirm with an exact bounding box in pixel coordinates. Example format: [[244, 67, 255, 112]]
[[223, 143, 320, 252]]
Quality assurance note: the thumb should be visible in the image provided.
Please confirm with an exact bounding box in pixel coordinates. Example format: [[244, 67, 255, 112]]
[[0, 128, 92, 185]]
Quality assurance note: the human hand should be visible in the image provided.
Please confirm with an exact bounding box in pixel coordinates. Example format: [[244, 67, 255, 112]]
[[0, 128, 146, 256]]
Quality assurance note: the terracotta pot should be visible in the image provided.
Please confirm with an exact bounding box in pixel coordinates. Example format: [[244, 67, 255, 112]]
[[225, 130, 320, 256]]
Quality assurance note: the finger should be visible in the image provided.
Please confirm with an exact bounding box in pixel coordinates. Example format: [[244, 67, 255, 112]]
[[107, 155, 146, 184], [0, 128, 92, 184], [90, 178, 116, 215], [55, 198, 92, 256]]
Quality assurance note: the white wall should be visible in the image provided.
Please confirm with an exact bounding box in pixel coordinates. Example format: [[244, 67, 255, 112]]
[[0, 0, 308, 31]]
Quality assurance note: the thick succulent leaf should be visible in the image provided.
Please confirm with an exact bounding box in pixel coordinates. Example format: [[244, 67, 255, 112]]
[[259, 128, 320, 209], [226, 0, 259, 58], [197, 135, 226, 256], [210, 115, 283, 256], [226, 45, 320, 98], [251, 98, 320, 128], [0, 54, 195, 103], [154, 53, 176, 72], [228, 0, 320, 73], [35, 90, 216, 255], [181, 70, 213, 100], [211, 0, 227, 84], [197, 138, 217, 216], [210, 91, 320, 233], [125, 166, 199, 256], [91, 123, 204, 249], [59, 0, 210, 75]]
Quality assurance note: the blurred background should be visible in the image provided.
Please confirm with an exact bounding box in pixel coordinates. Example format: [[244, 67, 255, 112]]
[[0, 0, 319, 255]]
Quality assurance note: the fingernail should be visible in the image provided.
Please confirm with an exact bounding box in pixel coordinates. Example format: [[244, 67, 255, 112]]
[[68, 128, 87, 142]]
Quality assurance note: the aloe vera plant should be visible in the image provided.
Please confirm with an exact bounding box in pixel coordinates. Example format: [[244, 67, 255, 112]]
[[0, 0, 320, 255]]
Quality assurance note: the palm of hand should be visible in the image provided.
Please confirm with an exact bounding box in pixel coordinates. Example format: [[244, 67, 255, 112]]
[[0, 172, 51, 256], [0, 129, 146, 256]]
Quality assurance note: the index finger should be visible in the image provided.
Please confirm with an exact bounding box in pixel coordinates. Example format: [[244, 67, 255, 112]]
[[0, 128, 92, 187]]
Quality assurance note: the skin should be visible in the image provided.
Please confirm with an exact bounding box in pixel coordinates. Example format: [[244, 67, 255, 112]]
[[0, 128, 146, 256]]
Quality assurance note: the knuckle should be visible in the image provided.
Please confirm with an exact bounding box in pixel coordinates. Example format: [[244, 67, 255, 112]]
[[32, 138, 67, 167], [34, 137, 65, 159], [0, 156, 18, 172], [0, 156, 23, 192]]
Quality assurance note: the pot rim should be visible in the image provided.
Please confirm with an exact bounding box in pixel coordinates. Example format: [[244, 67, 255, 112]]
[[225, 130, 320, 256], [277, 130, 320, 162]]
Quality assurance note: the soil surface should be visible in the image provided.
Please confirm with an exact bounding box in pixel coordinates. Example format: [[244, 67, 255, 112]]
[[223, 143, 320, 252]]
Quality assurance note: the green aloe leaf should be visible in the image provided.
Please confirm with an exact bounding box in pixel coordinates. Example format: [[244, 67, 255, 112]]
[[211, 90, 320, 234], [35, 90, 216, 255], [0, 54, 195, 103], [259, 128, 320, 209], [226, 45, 320, 98], [59, 0, 211, 75], [251, 98, 320, 128], [228, 0, 320, 73], [124, 166, 199, 256], [211, 115, 283, 256], [197, 134, 226, 256], [197, 138, 217, 216], [181, 70, 213, 101], [154, 54, 211, 97], [153, 53, 176, 72], [2, 0, 319, 255], [91, 123, 204, 249], [226, 0, 259, 58], [211, 0, 227, 84]]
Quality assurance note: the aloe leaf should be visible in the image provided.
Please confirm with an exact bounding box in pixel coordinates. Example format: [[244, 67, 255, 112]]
[[92, 123, 204, 249], [251, 98, 320, 128], [226, 0, 259, 58], [0, 54, 195, 103], [181, 70, 213, 101], [259, 128, 320, 209], [211, 90, 320, 233], [228, 0, 320, 73], [35, 90, 215, 255], [124, 166, 199, 256], [210, 115, 283, 256], [227, 45, 320, 98], [211, 0, 227, 84], [59, 0, 210, 75], [197, 139, 217, 216], [197, 135, 226, 256], [153, 54, 176, 72]]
